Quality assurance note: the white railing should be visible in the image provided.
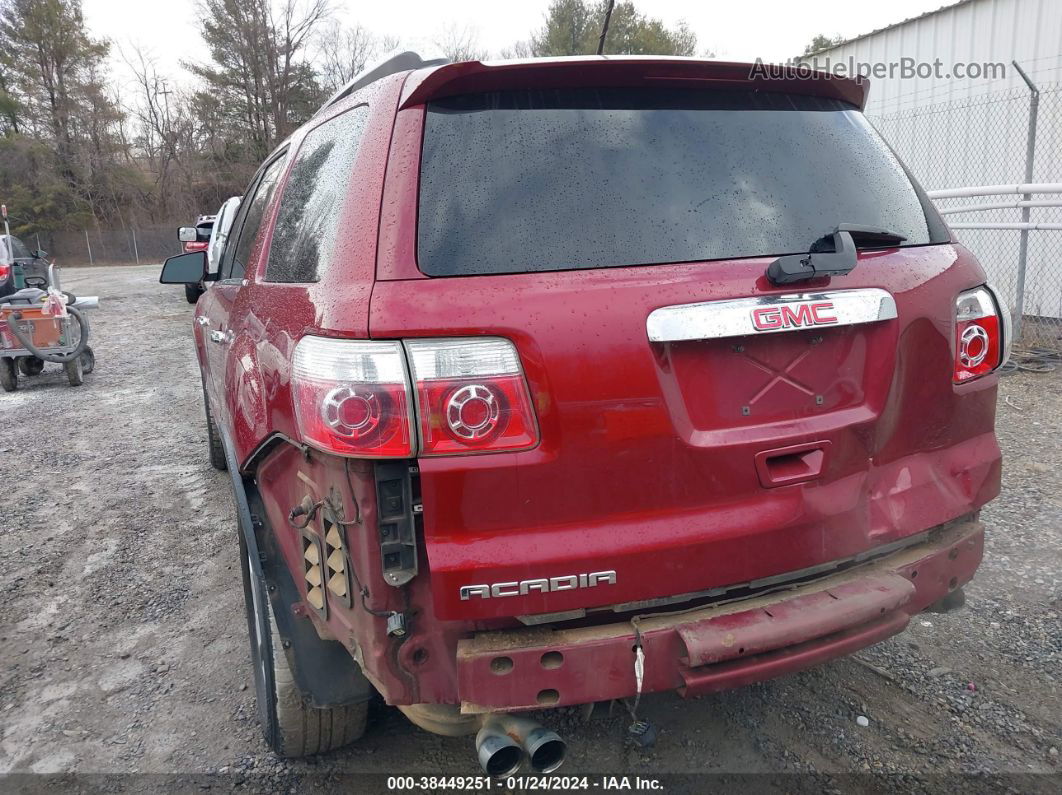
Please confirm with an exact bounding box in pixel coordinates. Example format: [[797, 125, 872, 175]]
[[927, 182, 1062, 199], [937, 199, 1062, 216], [945, 221, 1062, 230], [928, 182, 1062, 337], [929, 183, 1062, 230]]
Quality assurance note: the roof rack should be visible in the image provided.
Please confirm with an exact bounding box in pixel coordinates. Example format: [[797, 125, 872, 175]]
[[317, 50, 449, 115]]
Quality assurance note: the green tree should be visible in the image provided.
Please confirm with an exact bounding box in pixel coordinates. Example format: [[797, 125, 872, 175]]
[[531, 0, 597, 56], [189, 0, 329, 163], [801, 33, 844, 57], [0, 0, 130, 230], [0, 135, 91, 232], [530, 1, 697, 57]]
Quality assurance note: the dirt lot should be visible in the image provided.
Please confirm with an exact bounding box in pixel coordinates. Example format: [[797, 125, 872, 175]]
[[1, 265, 1059, 791]]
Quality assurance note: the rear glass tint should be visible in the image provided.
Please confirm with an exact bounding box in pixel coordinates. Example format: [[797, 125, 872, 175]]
[[267, 106, 369, 282], [418, 88, 944, 276]]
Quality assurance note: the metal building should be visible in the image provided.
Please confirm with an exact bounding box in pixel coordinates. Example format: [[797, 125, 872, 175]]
[[804, 0, 1062, 114]]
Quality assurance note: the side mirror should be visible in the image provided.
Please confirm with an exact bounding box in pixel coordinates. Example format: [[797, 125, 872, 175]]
[[33, 249, 48, 259], [178, 226, 198, 242], [160, 251, 210, 284]]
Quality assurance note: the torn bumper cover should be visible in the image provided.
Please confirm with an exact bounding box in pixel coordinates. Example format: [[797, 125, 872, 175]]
[[456, 519, 983, 712]]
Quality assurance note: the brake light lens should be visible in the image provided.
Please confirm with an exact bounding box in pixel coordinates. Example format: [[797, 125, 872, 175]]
[[405, 338, 539, 455], [291, 337, 414, 457], [954, 286, 1006, 383], [0, 263, 9, 281]]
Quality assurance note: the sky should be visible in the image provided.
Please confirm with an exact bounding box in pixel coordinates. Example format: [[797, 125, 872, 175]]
[[82, 0, 959, 93]]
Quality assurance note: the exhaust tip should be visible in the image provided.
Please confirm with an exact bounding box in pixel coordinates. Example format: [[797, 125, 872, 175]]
[[526, 730, 567, 774], [476, 730, 524, 777]]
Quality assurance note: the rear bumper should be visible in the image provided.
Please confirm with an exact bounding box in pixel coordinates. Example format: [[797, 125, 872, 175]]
[[455, 518, 982, 712]]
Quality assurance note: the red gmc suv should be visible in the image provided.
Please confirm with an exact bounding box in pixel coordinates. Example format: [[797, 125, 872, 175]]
[[161, 55, 1007, 773]]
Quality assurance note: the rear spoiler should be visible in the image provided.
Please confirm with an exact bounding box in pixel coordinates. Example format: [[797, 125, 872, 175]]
[[399, 56, 869, 111]]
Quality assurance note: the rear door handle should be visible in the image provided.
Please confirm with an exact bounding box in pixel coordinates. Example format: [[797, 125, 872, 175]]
[[209, 330, 231, 345], [754, 441, 831, 488]]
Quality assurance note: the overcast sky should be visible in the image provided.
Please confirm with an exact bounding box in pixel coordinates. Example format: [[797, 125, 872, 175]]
[[83, 0, 956, 91]]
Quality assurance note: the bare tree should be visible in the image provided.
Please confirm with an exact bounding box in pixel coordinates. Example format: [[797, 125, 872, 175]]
[[497, 40, 534, 59], [434, 23, 488, 63], [122, 47, 202, 219], [317, 23, 383, 94]]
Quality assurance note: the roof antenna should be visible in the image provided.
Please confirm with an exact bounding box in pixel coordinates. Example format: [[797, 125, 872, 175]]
[[596, 0, 616, 55]]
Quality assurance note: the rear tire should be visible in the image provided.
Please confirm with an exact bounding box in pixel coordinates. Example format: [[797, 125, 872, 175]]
[[0, 358, 17, 392], [238, 533, 368, 757], [18, 357, 44, 377], [185, 283, 203, 304], [204, 392, 227, 471], [80, 347, 95, 374], [64, 355, 84, 386]]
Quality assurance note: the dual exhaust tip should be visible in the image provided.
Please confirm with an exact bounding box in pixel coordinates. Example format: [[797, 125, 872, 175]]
[[475, 715, 566, 776]]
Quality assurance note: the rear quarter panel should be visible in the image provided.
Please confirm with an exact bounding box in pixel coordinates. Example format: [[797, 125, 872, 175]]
[[223, 74, 407, 468]]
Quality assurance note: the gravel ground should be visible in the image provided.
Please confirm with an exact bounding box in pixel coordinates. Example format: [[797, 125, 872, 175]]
[[0, 265, 1059, 792]]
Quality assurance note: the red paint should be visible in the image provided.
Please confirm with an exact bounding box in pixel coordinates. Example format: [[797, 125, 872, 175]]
[[191, 57, 1002, 714]]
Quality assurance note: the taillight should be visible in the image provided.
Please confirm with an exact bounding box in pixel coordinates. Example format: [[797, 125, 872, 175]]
[[291, 338, 415, 457], [291, 336, 539, 458], [0, 263, 10, 281], [405, 338, 539, 456], [954, 286, 1007, 383]]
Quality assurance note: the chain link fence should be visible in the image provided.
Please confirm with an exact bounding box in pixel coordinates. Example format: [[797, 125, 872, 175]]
[[871, 82, 1062, 351], [35, 224, 184, 268]]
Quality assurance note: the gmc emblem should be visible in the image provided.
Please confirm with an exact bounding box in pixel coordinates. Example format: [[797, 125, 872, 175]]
[[751, 302, 838, 331]]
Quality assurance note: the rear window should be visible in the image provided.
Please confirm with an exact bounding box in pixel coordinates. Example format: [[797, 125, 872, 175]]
[[417, 88, 945, 277]]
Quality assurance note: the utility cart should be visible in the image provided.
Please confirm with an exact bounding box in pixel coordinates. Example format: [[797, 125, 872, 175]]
[[0, 265, 96, 391]]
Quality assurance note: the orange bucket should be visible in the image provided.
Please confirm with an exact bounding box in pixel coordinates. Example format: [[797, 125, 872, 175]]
[[0, 306, 64, 350]]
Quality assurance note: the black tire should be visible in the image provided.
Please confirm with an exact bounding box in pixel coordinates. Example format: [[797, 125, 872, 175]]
[[204, 393, 227, 471], [185, 283, 203, 304], [0, 358, 17, 392], [64, 355, 84, 386], [238, 533, 368, 757], [18, 357, 44, 376]]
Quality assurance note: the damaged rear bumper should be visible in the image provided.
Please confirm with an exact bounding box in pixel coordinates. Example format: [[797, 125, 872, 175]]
[[456, 518, 983, 712]]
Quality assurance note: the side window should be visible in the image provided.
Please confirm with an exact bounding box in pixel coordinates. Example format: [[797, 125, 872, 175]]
[[266, 106, 369, 282], [221, 154, 287, 281]]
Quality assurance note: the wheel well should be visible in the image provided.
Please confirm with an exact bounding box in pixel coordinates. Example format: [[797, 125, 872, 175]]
[[217, 418, 373, 708]]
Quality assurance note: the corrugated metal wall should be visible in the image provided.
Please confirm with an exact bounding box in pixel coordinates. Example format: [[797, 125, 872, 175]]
[[805, 0, 1062, 115]]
